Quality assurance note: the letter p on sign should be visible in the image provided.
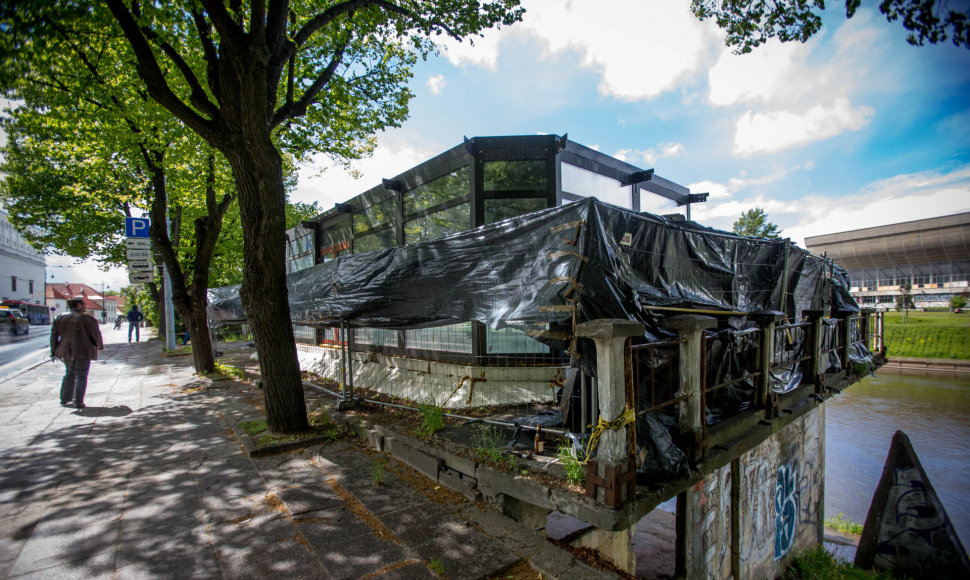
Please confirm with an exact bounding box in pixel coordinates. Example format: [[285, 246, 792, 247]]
[[125, 217, 151, 238]]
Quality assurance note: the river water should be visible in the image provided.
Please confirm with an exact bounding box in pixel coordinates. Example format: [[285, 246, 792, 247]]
[[825, 372, 970, 546]]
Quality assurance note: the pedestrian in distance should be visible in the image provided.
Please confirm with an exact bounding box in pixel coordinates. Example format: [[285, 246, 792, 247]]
[[50, 297, 104, 409], [127, 304, 144, 342], [113, 313, 125, 330]]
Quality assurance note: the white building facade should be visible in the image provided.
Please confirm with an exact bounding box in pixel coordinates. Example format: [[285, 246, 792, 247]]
[[0, 209, 46, 304]]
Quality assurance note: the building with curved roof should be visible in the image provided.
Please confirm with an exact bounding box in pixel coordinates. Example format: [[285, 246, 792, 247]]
[[804, 212, 970, 308]]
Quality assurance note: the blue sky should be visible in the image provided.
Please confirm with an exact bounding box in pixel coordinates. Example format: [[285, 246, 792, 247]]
[[51, 0, 970, 289]]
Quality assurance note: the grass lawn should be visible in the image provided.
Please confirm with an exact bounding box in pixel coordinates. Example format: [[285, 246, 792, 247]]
[[882, 311, 970, 359]]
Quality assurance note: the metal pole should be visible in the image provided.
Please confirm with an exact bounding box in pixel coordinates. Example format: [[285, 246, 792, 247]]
[[163, 213, 176, 350]]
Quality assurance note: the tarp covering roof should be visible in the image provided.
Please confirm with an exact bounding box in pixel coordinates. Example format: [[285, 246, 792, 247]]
[[208, 197, 858, 336]]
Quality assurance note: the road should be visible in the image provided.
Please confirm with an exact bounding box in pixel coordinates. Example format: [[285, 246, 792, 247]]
[[0, 325, 52, 383]]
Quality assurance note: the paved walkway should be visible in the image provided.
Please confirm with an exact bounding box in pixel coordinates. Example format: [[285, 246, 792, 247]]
[[0, 325, 615, 579]]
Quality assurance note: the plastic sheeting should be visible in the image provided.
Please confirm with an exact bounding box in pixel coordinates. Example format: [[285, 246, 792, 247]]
[[208, 197, 857, 338]]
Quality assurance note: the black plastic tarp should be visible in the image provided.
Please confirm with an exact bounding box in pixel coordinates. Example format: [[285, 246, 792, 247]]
[[208, 197, 857, 336]]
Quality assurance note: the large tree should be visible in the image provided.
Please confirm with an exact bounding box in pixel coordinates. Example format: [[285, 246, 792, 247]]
[[733, 207, 781, 239], [44, 0, 521, 433], [691, 0, 969, 53]]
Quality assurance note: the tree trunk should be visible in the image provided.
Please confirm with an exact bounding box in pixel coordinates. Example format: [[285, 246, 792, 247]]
[[225, 134, 309, 433]]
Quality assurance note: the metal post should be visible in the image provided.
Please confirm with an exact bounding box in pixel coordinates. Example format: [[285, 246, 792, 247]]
[[803, 309, 829, 394], [163, 264, 176, 350]]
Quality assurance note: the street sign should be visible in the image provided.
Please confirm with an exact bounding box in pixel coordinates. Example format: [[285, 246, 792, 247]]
[[125, 217, 151, 238], [128, 272, 153, 284], [126, 249, 151, 261], [127, 261, 153, 272], [125, 238, 150, 250]]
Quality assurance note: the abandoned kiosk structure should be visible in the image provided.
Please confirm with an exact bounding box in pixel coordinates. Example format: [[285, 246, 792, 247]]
[[209, 135, 885, 578]]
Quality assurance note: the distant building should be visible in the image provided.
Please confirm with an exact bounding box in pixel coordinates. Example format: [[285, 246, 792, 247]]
[[804, 212, 970, 309], [46, 282, 116, 322], [0, 208, 46, 304]]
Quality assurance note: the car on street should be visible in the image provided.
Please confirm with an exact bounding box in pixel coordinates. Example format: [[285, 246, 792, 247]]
[[0, 307, 30, 336]]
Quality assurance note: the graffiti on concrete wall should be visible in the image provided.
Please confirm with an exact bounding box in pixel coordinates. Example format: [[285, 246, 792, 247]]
[[774, 460, 799, 559], [738, 411, 824, 577], [689, 463, 733, 579]]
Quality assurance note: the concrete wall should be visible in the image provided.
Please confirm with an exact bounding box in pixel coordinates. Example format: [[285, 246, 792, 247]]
[[296, 344, 565, 409], [683, 406, 825, 578]]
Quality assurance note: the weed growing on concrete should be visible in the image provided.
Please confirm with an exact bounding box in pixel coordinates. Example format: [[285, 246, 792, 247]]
[[372, 458, 386, 486], [557, 442, 586, 486], [428, 558, 446, 576], [418, 398, 444, 438], [213, 362, 245, 380], [239, 419, 268, 436], [470, 425, 517, 470], [824, 513, 863, 535]]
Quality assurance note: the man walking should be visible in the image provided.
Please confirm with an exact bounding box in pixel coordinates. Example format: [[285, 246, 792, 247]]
[[50, 297, 104, 409], [127, 304, 144, 342]]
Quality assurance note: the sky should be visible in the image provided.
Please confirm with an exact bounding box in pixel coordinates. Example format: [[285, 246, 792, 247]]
[[45, 0, 970, 290]]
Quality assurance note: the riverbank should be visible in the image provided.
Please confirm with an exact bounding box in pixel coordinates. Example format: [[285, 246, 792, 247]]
[[879, 356, 970, 378]]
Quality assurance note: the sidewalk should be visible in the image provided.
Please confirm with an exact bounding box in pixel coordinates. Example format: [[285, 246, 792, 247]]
[[0, 325, 615, 579]]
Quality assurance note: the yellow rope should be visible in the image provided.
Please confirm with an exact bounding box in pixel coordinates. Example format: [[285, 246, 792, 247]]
[[584, 407, 636, 462]]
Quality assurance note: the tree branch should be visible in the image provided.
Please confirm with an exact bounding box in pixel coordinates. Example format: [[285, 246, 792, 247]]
[[104, 0, 221, 144], [189, 7, 222, 104], [272, 43, 346, 127]]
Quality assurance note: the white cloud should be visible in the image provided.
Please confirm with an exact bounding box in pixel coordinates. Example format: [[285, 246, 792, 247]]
[[438, 0, 718, 100], [733, 98, 874, 156], [427, 74, 446, 95], [292, 137, 435, 209], [708, 40, 811, 107], [687, 165, 970, 247], [614, 142, 686, 166]]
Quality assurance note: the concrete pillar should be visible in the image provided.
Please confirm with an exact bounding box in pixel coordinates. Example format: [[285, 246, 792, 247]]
[[663, 315, 718, 461], [837, 312, 855, 376], [802, 309, 829, 393], [575, 319, 645, 466], [568, 524, 637, 575], [752, 311, 786, 417]]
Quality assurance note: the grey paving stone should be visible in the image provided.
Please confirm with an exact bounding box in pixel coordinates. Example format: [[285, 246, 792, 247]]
[[114, 525, 217, 578], [305, 517, 412, 580], [215, 534, 331, 580], [7, 512, 120, 577], [276, 484, 344, 517]]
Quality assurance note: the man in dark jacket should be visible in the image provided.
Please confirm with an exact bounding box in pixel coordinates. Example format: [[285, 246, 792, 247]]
[[51, 297, 104, 409], [127, 304, 144, 342]]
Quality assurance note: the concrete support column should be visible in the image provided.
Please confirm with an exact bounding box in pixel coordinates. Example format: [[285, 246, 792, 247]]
[[803, 309, 829, 393], [663, 315, 718, 461], [753, 311, 786, 417], [576, 319, 644, 508], [859, 308, 872, 354], [576, 319, 644, 465]]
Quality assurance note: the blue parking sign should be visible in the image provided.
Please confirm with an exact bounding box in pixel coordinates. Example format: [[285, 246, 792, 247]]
[[125, 217, 151, 238]]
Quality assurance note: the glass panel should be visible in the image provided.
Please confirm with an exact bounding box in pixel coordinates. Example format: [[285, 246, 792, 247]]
[[293, 325, 316, 344], [354, 228, 396, 253], [404, 202, 470, 244], [484, 197, 547, 224], [404, 166, 470, 216], [355, 328, 400, 347], [405, 323, 473, 353], [485, 326, 549, 354], [354, 197, 397, 234], [561, 163, 633, 209], [483, 160, 546, 192], [319, 218, 352, 262]]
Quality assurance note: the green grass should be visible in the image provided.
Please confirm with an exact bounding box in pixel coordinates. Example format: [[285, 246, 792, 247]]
[[417, 398, 445, 438], [883, 311, 970, 327], [556, 442, 586, 486], [238, 412, 345, 447], [212, 362, 245, 380], [471, 424, 517, 470], [882, 311, 970, 359], [427, 558, 446, 576], [785, 545, 901, 579], [824, 513, 863, 535]]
